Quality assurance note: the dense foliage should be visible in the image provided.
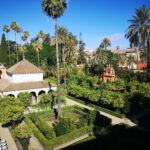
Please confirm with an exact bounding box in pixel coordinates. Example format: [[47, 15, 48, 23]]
[[0, 96, 24, 126], [13, 124, 32, 140], [67, 70, 150, 115]]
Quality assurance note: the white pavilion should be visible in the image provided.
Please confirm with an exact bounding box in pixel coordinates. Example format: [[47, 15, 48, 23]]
[[0, 58, 56, 104]]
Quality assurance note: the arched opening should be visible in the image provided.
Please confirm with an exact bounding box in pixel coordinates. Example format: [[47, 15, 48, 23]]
[[0, 70, 2, 79], [30, 92, 37, 105], [7, 94, 15, 97], [48, 89, 53, 93], [38, 90, 46, 96]]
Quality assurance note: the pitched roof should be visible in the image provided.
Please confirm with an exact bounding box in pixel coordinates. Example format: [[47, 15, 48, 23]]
[[0, 80, 52, 92], [0, 79, 11, 92], [7, 59, 44, 74]]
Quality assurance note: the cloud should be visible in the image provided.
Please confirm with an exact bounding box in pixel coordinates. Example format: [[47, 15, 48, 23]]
[[99, 33, 122, 42]]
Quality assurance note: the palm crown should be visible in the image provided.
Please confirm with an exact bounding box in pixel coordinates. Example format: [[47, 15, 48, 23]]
[[3, 25, 11, 33], [42, 0, 67, 19], [125, 5, 150, 48]]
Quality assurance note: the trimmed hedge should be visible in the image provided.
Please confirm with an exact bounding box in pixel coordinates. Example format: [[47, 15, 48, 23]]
[[67, 95, 125, 118], [24, 116, 93, 150], [29, 113, 56, 139]]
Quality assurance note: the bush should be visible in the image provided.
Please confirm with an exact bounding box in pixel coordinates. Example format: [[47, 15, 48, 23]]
[[67, 95, 125, 118], [86, 110, 97, 125], [13, 124, 32, 140], [29, 113, 56, 139], [24, 116, 93, 150], [55, 117, 77, 136], [77, 117, 88, 128]]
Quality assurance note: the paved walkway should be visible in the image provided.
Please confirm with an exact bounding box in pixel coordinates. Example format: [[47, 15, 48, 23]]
[[28, 135, 44, 150], [0, 125, 18, 150]]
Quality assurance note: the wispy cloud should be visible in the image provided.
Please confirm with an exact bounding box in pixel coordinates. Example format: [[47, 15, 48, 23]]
[[98, 33, 123, 42]]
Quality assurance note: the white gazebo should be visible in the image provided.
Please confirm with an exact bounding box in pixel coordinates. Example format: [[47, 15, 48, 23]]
[[0, 59, 56, 104]]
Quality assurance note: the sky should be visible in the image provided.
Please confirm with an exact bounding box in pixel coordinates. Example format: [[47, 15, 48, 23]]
[[0, 0, 149, 51]]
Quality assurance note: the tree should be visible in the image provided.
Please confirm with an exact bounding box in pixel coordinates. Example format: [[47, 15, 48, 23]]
[[10, 22, 19, 62], [40, 93, 52, 109], [3, 25, 11, 66], [101, 38, 111, 50], [18, 92, 32, 110], [57, 26, 68, 89], [37, 30, 46, 42], [18, 45, 26, 58], [16, 27, 23, 45], [22, 31, 30, 44], [0, 34, 8, 65], [0, 96, 24, 126], [78, 33, 86, 64], [13, 124, 32, 143], [55, 117, 77, 136], [42, 0, 68, 119], [32, 40, 43, 66], [125, 6, 150, 81]]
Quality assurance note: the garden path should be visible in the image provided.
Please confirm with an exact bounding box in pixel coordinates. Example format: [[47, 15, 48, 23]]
[[65, 97, 136, 127], [28, 135, 44, 150], [0, 125, 18, 150]]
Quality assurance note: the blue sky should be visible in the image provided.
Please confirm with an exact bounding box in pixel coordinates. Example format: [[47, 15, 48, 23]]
[[0, 0, 149, 51]]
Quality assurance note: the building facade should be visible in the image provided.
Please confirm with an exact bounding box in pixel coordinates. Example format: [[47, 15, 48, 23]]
[[0, 59, 56, 104]]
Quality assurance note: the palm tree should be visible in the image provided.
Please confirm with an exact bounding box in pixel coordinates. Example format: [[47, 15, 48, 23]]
[[38, 30, 46, 42], [18, 45, 26, 59], [32, 40, 43, 66], [66, 32, 78, 64], [101, 38, 111, 50], [51, 26, 69, 89], [125, 6, 150, 80], [3, 25, 11, 66], [42, 0, 68, 119], [17, 27, 23, 45], [10, 22, 19, 62], [22, 31, 30, 44], [93, 49, 107, 64]]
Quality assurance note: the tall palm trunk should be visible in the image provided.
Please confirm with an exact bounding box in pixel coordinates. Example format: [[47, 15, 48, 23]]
[[147, 40, 150, 82], [6, 34, 11, 67], [37, 52, 40, 67], [55, 18, 61, 118], [15, 32, 18, 62], [62, 46, 67, 89]]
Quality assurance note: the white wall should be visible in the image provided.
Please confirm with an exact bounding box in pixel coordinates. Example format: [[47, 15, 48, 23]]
[[8, 73, 43, 83]]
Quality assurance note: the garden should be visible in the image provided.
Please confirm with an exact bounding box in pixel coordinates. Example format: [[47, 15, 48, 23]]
[[67, 69, 150, 116], [24, 105, 111, 150]]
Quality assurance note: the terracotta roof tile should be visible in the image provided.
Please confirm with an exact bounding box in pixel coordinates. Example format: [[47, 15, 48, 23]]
[[7, 59, 44, 74], [0, 80, 51, 92]]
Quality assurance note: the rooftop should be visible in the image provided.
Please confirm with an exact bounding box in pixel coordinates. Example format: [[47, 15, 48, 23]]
[[7, 59, 44, 74], [0, 80, 52, 92]]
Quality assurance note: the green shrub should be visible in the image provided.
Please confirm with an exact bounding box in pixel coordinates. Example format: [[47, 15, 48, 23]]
[[55, 117, 77, 136], [77, 117, 88, 128], [67, 95, 125, 118], [86, 110, 97, 125], [25, 116, 93, 150], [29, 113, 56, 139]]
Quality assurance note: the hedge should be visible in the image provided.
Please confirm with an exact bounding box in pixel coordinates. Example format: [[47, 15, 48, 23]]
[[29, 113, 56, 139], [67, 95, 125, 118], [24, 116, 93, 150]]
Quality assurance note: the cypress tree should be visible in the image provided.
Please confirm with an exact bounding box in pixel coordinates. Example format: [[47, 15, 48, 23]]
[[0, 34, 8, 65]]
